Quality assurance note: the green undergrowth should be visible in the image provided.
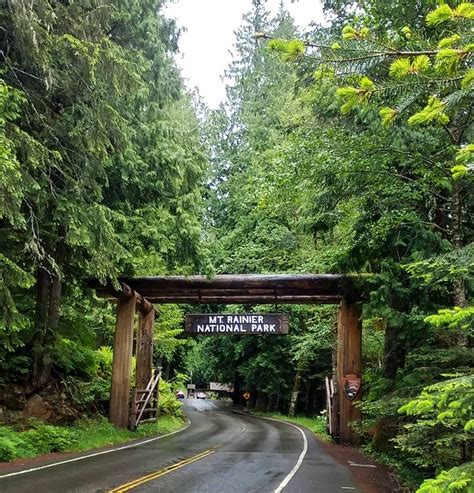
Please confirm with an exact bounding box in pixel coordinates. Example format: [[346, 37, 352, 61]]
[[250, 411, 331, 441], [0, 415, 186, 463]]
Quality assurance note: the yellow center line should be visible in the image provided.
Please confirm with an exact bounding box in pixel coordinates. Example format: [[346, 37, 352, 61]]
[[108, 449, 215, 493]]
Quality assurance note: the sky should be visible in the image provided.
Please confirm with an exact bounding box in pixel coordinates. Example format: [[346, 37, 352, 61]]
[[164, 0, 326, 108]]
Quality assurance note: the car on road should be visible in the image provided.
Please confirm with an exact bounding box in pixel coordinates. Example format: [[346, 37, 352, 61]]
[[176, 390, 185, 399], [196, 392, 206, 399]]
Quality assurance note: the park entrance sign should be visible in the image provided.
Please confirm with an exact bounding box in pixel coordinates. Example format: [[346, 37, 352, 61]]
[[91, 274, 362, 443], [185, 313, 289, 334]]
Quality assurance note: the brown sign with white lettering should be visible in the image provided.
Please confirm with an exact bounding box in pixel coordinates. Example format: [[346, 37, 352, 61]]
[[185, 314, 289, 335]]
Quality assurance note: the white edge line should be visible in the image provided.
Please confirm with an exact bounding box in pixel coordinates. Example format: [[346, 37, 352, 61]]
[[0, 419, 191, 480], [348, 461, 377, 468], [271, 419, 307, 493], [233, 412, 308, 493]]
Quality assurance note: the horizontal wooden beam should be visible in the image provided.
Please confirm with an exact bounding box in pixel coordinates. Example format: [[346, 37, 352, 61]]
[[90, 274, 361, 305], [90, 274, 359, 304], [134, 287, 341, 297], [144, 295, 342, 304], [121, 274, 350, 290], [105, 282, 154, 314]]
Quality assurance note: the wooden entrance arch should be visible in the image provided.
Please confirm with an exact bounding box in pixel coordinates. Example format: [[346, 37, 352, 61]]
[[93, 274, 362, 443]]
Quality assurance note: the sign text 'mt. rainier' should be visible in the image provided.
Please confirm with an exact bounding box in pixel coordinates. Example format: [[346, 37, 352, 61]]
[[185, 314, 289, 335]]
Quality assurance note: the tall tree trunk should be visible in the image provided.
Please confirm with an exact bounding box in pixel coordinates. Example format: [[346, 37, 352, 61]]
[[383, 323, 405, 380], [232, 375, 242, 405], [288, 368, 302, 417], [303, 382, 310, 413], [32, 273, 63, 387], [255, 391, 268, 411], [164, 359, 171, 380], [48, 276, 62, 330], [39, 275, 62, 385], [267, 393, 276, 412], [452, 181, 466, 308], [451, 181, 468, 347], [32, 224, 67, 388], [276, 393, 281, 412], [32, 267, 50, 387]]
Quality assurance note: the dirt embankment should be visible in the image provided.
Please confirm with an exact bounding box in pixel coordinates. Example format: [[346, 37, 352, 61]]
[[320, 439, 404, 493], [1, 383, 81, 425]]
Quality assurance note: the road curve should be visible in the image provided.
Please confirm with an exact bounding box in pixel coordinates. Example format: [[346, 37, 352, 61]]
[[0, 399, 361, 492]]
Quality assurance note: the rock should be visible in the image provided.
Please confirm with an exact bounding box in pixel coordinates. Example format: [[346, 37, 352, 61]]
[[2, 383, 82, 425], [36, 386, 79, 424], [53, 404, 78, 423], [0, 409, 24, 425], [1, 384, 26, 411], [24, 394, 52, 422], [24, 383, 37, 396]]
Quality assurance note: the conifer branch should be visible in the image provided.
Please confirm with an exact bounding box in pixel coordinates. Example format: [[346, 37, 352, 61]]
[[255, 32, 439, 57]]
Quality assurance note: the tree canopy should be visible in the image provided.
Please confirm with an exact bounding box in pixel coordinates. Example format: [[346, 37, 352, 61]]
[[0, 0, 207, 385], [0, 1, 472, 490]]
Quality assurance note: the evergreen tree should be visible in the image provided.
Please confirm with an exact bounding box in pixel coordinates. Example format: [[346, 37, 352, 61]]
[[0, 0, 206, 386]]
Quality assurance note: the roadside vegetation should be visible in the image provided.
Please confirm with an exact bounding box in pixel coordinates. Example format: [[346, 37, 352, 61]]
[[0, 1, 472, 491], [0, 0, 198, 464], [250, 411, 331, 442], [0, 415, 185, 463]]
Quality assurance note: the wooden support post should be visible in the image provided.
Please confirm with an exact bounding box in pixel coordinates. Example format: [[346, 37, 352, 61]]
[[136, 308, 155, 391], [129, 388, 138, 431], [155, 368, 161, 417], [337, 297, 362, 444], [110, 295, 136, 428]]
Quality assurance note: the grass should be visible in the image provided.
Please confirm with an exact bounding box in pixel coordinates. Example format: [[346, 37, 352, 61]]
[[250, 411, 332, 441], [0, 415, 186, 463], [69, 415, 185, 451]]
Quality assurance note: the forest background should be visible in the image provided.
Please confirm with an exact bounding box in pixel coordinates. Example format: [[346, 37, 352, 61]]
[[0, 0, 473, 491]]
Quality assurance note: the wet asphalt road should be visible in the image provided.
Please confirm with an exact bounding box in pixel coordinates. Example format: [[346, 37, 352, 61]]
[[0, 399, 361, 493]]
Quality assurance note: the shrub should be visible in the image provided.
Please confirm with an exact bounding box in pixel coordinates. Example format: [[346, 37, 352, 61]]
[[22, 423, 78, 454], [0, 355, 32, 383], [96, 346, 113, 377], [0, 440, 16, 462], [52, 337, 97, 378], [0, 427, 34, 461], [395, 374, 473, 474], [63, 346, 113, 411], [0, 414, 185, 462], [416, 462, 474, 493], [0, 424, 78, 461], [158, 379, 183, 417]]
